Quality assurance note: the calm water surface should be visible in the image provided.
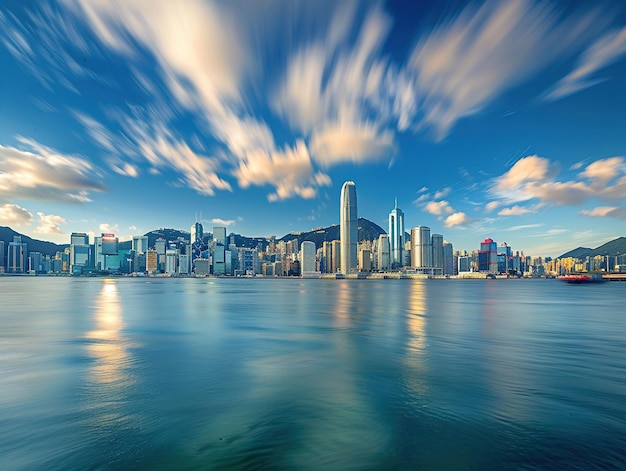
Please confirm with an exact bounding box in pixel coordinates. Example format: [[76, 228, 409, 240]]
[[1, 277, 625, 470]]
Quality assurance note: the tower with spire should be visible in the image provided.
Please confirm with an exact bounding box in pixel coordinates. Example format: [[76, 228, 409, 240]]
[[388, 198, 405, 269]]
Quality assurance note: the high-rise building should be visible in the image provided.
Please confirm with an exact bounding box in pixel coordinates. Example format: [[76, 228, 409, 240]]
[[191, 222, 203, 244], [411, 226, 432, 270], [213, 226, 226, 246], [443, 241, 455, 276], [70, 232, 90, 275], [0, 240, 5, 272], [132, 235, 149, 253], [431, 233, 444, 275], [377, 234, 390, 271], [479, 238, 498, 273], [7, 236, 27, 273], [340, 181, 357, 274], [300, 241, 317, 275], [213, 242, 226, 275], [388, 198, 404, 269]]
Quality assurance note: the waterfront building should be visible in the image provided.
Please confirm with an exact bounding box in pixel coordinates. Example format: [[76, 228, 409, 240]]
[[340, 181, 358, 274], [410, 226, 432, 271], [458, 256, 471, 273], [388, 198, 404, 268], [359, 248, 372, 272], [478, 238, 498, 273], [70, 232, 91, 275], [165, 249, 178, 274], [443, 241, 455, 276], [213, 242, 226, 275], [132, 235, 149, 253], [191, 222, 203, 244], [0, 240, 4, 272], [29, 252, 43, 273], [146, 249, 158, 273], [300, 241, 317, 275], [7, 236, 27, 273], [377, 234, 390, 271], [431, 233, 444, 276], [213, 226, 226, 246], [497, 243, 512, 273]]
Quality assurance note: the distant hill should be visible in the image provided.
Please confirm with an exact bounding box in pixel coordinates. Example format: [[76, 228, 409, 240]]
[[0, 226, 67, 257], [558, 237, 626, 259], [278, 218, 386, 250]]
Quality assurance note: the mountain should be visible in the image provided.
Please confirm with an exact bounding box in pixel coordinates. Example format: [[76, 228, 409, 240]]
[[278, 218, 386, 249], [558, 237, 626, 259], [0, 226, 68, 257]]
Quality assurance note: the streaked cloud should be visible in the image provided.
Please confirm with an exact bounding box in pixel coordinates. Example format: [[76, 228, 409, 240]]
[[545, 26, 626, 101], [0, 137, 106, 203], [498, 204, 542, 216], [99, 223, 119, 233], [0, 204, 33, 227], [580, 206, 626, 219], [407, 0, 600, 139]]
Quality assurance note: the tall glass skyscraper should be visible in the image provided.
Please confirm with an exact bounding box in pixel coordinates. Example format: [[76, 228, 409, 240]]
[[340, 181, 358, 274], [388, 198, 404, 269], [411, 225, 432, 269]]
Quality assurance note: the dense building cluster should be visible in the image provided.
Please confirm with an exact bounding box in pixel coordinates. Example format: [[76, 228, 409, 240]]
[[1, 181, 625, 277]]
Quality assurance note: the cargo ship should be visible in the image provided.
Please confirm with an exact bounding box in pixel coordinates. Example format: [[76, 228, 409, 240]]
[[558, 273, 605, 284]]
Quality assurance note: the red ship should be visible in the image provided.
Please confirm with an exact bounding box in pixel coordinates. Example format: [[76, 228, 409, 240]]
[[558, 273, 605, 284]]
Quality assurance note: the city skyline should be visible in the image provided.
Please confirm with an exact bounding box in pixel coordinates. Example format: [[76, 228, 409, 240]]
[[1, 1, 626, 258]]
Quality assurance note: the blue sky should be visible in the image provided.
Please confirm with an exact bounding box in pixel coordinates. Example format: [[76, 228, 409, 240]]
[[1, 0, 625, 257]]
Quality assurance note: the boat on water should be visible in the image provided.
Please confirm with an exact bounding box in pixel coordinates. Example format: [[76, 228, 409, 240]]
[[558, 273, 605, 284]]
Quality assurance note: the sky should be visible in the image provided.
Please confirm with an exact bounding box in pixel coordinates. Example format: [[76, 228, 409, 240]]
[[1, 0, 625, 257]]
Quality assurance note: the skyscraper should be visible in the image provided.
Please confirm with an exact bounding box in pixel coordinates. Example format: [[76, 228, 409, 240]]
[[431, 233, 444, 275], [7, 236, 27, 273], [191, 222, 203, 244], [479, 238, 498, 273], [388, 198, 404, 269], [300, 241, 317, 275], [377, 234, 390, 271], [340, 181, 357, 274], [213, 226, 226, 246], [411, 226, 432, 270]]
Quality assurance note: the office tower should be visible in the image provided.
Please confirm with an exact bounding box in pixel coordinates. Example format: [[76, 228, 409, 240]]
[[300, 241, 316, 275], [431, 233, 443, 275], [377, 234, 390, 271], [165, 249, 178, 274], [443, 241, 455, 276], [388, 198, 404, 269], [458, 256, 471, 273], [191, 222, 203, 244], [132, 235, 149, 253], [497, 243, 512, 274], [330, 239, 341, 274], [29, 252, 43, 273], [7, 236, 27, 273], [101, 233, 118, 255], [340, 181, 357, 274], [213, 242, 226, 275], [359, 248, 371, 272], [0, 240, 5, 272], [411, 226, 432, 269], [213, 226, 226, 246], [479, 238, 498, 273], [69, 232, 90, 275]]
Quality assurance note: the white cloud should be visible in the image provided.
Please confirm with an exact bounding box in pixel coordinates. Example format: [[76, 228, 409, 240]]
[[580, 206, 626, 219], [545, 26, 626, 102], [494, 155, 556, 192], [423, 200, 454, 216], [99, 223, 120, 234], [211, 218, 235, 227], [0, 204, 33, 227], [433, 187, 451, 199], [407, 0, 599, 139], [578, 156, 624, 186], [0, 137, 105, 203], [485, 201, 501, 212], [498, 204, 542, 216], [233, 140, 331, 202], [444, 212, 472, 228], [34, 212, 67, 235]]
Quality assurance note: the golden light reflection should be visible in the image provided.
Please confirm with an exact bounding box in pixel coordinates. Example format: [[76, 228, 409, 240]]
[[403, 280, 429, 397], [407, 281, 427, 354], [333, 281, 353, 328], [86, 279, 130, 385]]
